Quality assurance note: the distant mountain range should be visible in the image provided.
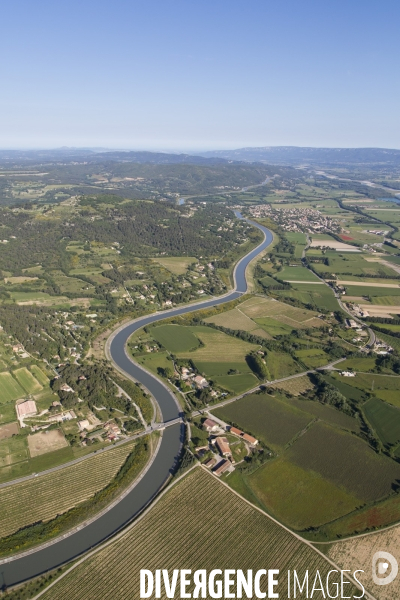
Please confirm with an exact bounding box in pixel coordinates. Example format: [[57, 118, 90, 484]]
[[1, 146, 400, 167], [198, 146, 400, 165], [0, 148, 227, 166]]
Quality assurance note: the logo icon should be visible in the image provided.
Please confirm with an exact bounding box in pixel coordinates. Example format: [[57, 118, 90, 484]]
[[372, 551, 398, 586]]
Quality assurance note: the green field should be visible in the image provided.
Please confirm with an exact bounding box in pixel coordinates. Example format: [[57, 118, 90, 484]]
[[295, 348, 330, 368], [0, 403, 16, 425], [287, 422, 400, 502], [204, 295, 321, 339], [150, 324, 200, 353], [0, 435, 28, 468], [13, 367, 42, 394], [214, 373, 258, 394], [247, 457, 359, 530], [204, 307, 259, 332], [213, 393, 313, 451], [345, 286, 400, 298], [338, 357, 377, 372], [136, 351, 173, 376], [278, 266, 321, 282], [285, 232, 307, 258], [253, 317, 295, 336], [264, 350, 302, 379], [153, 256, 197, 275], [38, 468, 361, 600], [276, 283, 340, 312], [289, 398, 360, 432], [311, 254, 396, 278], [329, 371, 400, 406], [177, 326, 258, 364], [320, 490, 400, 538], [363, 398, 400, 446], [30, 365, 49, 386], [0, 372, 26, 403]]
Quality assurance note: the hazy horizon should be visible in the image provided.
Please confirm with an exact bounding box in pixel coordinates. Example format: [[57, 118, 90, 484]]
[[2, 0, 399, 149]]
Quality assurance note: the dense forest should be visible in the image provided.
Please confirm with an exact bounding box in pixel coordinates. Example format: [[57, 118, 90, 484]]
[[0, 197, 252, 273]]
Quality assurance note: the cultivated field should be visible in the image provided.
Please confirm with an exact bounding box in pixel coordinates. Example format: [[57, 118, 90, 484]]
[[279, 266, 322, 282], [363, 398, 400, 447], [30, 365, 49, 386], [177, 326, 258, 363], [330, 371, 400, 407], [269, 375, 314, 396], [204, 307, 260, 332], [0, 372, 25, 403], [276, 283, 340, 312], [309, 239, 360, 251], [247, 458, 359, 530], [28, 429, 69, 457], [287, 422, 400, 502], [153, 256, 197, 275], [38, 468, 363, 600], [212, 393, 313, 451], [0, 422, 18, 440], [213, 373, 258, 394], [204, 295, 322, 338], [288, 398, 360, 432], [13, 367, 43, 394], [0, 403, 16, 426], [151, 324, 200, 353], [295, 348, 330, 368], [328, 524, 400, 600], [0, 441, 136, 539]]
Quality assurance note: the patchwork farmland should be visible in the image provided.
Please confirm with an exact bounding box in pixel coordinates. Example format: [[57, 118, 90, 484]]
[[38, 468, 363, 600], [212, 390, 400, 536]]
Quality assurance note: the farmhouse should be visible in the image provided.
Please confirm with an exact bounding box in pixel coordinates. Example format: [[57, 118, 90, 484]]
[[346, 319, 358, 329], [242, 433, 258, 446], [60, 383, 74, 393], [340, 371, 356, 377], [203, 457, 217, 469], [16, 400, 37, 419], [214, 436, 232, 458], [229, 426, 244, 437], [202, 418, 219, 433], [194, 375, 208, 388], [77, 419, 90, 432], [213, 459, 231, 477]]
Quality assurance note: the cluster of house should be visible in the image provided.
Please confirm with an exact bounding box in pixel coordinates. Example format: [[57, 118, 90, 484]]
[[180, 366, 210, 390], [15, 399, 76, 430], [247, 204, 341, 235], [77, 418, 122, 442], [199, 418, 258, 477], [373, 341, 394, 356]]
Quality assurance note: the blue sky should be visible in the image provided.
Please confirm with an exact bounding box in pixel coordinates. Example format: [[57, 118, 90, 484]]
[[1, 0, 399, 149]]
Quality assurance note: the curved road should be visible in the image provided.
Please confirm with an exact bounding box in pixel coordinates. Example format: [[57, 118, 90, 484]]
[[0, 215, 273, 588]]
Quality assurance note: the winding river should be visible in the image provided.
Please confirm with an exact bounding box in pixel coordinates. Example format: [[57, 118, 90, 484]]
[[0, 215, 273, 588]]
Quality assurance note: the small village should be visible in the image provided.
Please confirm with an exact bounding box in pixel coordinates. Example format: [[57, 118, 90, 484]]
[[248, 204, 342, 235]]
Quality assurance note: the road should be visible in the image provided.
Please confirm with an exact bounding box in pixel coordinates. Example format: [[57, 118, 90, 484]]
[[0, 214, 274, 587], [190, 358, 346, 417]]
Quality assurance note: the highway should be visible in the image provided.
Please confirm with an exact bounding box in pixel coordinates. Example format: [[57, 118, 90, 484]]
[[0, 214, 274, 587]]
